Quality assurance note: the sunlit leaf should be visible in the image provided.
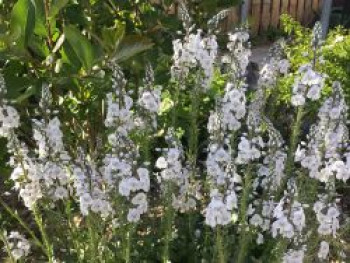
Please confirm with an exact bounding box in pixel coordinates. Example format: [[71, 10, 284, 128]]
[[64, 25, 97, 70], [114, 35, 153, 62]]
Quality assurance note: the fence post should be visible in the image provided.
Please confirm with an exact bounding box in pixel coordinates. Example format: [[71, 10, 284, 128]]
[[241, 0, 251, 23], [320, 0, 332, 38]]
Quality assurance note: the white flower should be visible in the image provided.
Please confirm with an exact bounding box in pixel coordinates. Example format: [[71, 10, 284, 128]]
[[250, 214, 263, 227], [54, 186, 68, 200], [256, 233, 264, 245], [127, 208, 141, 223], [306, 84, 321, 100], [0, 105, 20, 137], [318, 241, 329, 260], [6, 232, 31, 260], [291, 94, 305, 106], [205, 198, 231, 228], [139, 89, 161, 113], [282, 249, 304, 263], [156, 157, 168, 169], [278, 59, 290, 75]]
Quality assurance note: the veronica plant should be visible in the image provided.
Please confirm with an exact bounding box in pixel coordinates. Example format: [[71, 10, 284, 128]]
[[0, 5, 349, 263]]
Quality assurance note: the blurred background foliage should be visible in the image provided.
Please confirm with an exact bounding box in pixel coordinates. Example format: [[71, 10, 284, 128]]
[[266, 15, 350, 138]]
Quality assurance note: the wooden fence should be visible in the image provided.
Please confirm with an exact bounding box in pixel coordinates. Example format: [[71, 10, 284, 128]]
[[151, 0, 324, 34], [223, 0, 324, 34]]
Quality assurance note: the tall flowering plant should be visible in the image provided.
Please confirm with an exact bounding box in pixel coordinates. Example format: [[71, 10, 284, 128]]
[[0, 5, 349, 263]]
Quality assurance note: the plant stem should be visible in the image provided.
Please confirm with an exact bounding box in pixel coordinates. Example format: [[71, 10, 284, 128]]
[[124, 229, 131, 263], [0, 229, 16, 263], [123, 225, 134, 263], [277, 106, 305, 198], [87, 214, 98, 262], [64, 199, 82, 262], [237, 165, 253, 263], [188, 79, 199, 174], [215, 226, 226, 263], [162, 183, 175, 263], [0, 197, 47, 255], [33, 205, 54, 263]]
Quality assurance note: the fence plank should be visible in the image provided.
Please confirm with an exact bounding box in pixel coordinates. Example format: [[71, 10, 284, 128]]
[[251, 0, 262, 34], [226, 6, 240, 31], [271, 0, 281, 27], [289, 0, 298, 19], [261, 0, 272, 30], [281, 0, 289, 14], [312, 0, 320, 14], [297, 0, 305, 22], [303, 0, 313, 25]]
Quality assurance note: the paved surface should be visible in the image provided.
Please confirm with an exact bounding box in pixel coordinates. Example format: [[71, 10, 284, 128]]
[[250, 45, 271, 67]]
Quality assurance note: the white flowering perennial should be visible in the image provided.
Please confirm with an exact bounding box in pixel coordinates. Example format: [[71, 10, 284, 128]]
[[291, 64, 326, 106], [259, 41, 290, 87], [138, 65, 162, 129], [4, 231, 31, 261], [295, 82, 350, 183], [72, 158, 113, 218], [102, 62, 150, 222], [0, 83, 70, 209], [225, 30, 251, 77], [272, 181, 306, 240], [171, 16, 218, 90], [220, 82, 247, 132], [0, 9, 349, 262], [205, 135, 241, 227], [156, 130, 196, 212], [236, 136, 264, 164], [204, 30, 252, 228]]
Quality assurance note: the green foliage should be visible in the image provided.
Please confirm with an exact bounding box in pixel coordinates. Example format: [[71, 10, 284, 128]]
[[277, 15, 350, 106]]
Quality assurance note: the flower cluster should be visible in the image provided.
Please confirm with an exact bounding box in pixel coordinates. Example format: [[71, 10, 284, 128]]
[[205, 140, 241, 227], [103, 63, 150, 222], [272, 181, 306, 240], [225, 30, 251, 76], [220, 82, 247, 132], [0, 75, 20, 138], [5, 85, 71, 209], [171, 29, 218, 89], [295, 82, 350, 182], [204, 30, 252, 228], [4, 231, 31, 261], [236, 136, 263, 164], [156, 130, 196, 212], [282, 248, 305, 263], [291, 64, 326, 106], [138, 65, 162, 129], [313, 198, 340, 237], [259, 41, 290, 87], [73, 159, 113, 218]]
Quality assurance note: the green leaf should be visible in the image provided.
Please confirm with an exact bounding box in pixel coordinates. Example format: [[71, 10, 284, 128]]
[[32, 0, 48, 37], [49, 0, 69, 19], [14, 85, 37, 104], [114, 35, 153, 62], [10, 0, 36, 49], [101, 21, 125, 53], [61, 41, 82, 72], [28, 35, 49, 58], [63, 25, 97, 70]]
